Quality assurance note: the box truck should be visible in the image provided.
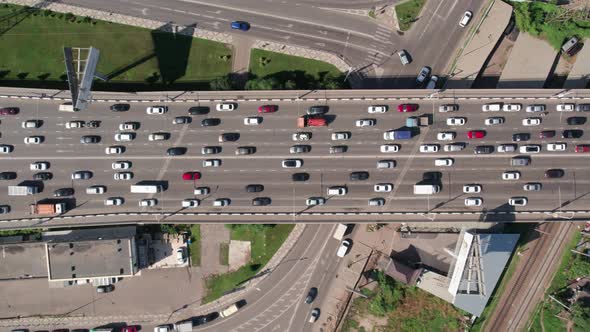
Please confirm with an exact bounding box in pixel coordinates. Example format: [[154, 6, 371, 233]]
[[383, 130, 412, 140], [30, 203, 66, 215], [413, 184, 440, 195], [333, 224, 348, 240], [8, 185, 38, 196], [130, 184, 162, 193], [297, 116, 327, 128]]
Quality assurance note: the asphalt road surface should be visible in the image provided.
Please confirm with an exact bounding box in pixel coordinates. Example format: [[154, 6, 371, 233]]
[[56, 0, 485, 86], [1, 96, 590, 225]]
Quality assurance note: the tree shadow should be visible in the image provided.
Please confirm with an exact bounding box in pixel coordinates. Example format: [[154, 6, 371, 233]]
[[151, 24, 195, 84]]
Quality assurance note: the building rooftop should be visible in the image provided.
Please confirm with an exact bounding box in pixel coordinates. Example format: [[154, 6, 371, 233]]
[[0, 242, 47, 279]]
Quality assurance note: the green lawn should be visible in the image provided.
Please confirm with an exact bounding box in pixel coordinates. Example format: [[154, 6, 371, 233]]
[[396, 0, 426, 31], [0, 4, 231, 85], [250, 49, 341, 79], [189, 225, 201, 267], [202, 224, 294, 303]]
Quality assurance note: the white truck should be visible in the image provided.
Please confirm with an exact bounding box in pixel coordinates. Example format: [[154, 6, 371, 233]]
[[130, 184, 162, 194], [333, 224, 348, 240], [219, 303, 239, 318], [413, 184, 440, 195], [58, 102, 77, 112], [8, 185, 38, 196]]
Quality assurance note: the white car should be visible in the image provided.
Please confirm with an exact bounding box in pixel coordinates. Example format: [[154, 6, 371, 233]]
[[502, 171, 520, 180], [119, 122, 139, 131], [434, 158, 454, 166], [306, 197, 326, 206], [437, 132, 455, 141], [336, 239, 352, 257], [194, 187, 210, 195], [465, 197, 483, 206], [292, 132, 311, 141], [176, 247, 186, 264], [524, 183, 542, 191], [503, 104, 521, 112], [114, 172, 133, 180], [148, 133, 169, 141], [282, 159, 303, 168], [0, 145, 13, 154], [105, 146, 124, 154], [459, 11, 472, 27], [154, 325, 170, 332], [244, 117, 262, 125], [520, 145, 541, 153], [65, 121, 84, 129], [508, 197, 528, 206], [419, 144, 439, 153], [522, 118, 541, 126], [368, 198, 385, 206], [182, 199, 200, 208], [331, 132, 351, 141], [146, 106, 168, 114], [446, 117, 466, 126], [485, 117, 504, 126], [380, 144, 400, 153], [104, 197, 124, 206], [374, 183, 393, 192], [86, 185, 106, 194], [355, 119, 376, 127], [114, 133, 135, 141], [547, 143, 567, 151], [526, 104, 546, 113], [139, 198, 158, 207], [439, 104, 458, 112], [368, 105, 388, 113], [497, 144, 517, 153], [22, 120, 41, 129], [557, 104, 575, 112], [463, 184, 482, 193], [327, 186, 348, 196], [30, 161, 49, 171], [213, 198, 231, 207], [216, 103, 235, 111], [24, 136, 42, 144], [112, 161, 131, 169], [203, 159, 221, 167], [444, 143, 465, 152]]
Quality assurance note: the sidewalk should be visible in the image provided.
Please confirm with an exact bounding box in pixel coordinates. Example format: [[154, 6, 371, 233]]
[[199, 224, 230, 277]]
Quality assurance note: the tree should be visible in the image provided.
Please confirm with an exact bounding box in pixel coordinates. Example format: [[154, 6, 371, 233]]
[[210, 75, 234, 90]]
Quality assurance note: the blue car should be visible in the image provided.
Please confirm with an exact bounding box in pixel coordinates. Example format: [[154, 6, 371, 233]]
[[231, 21, 250, 31]]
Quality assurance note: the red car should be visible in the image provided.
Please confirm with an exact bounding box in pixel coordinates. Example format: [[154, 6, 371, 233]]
[[182, 171, 201, 180], [397, 104, 417, 112], [122, 327, 138, 332], [539, 130, 555, 139], [576, 145, 590, 153], [467, 130, 485, 139], [258, 105, 278, 113], [0, 107, 19, 115]]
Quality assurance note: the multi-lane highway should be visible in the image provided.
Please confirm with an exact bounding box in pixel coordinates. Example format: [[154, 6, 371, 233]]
[[1, 90, 590, 226]]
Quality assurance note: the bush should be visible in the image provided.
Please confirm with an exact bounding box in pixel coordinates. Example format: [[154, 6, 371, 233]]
[[367, 270, 405, 316]]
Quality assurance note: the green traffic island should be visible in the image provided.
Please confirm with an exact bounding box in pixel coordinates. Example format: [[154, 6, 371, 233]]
[[395, 0, 427, 32]]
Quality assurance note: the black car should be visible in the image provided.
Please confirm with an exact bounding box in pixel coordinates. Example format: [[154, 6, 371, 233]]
[[33, 172, 53, 181], [202, 118, 221, 127], [575, 104, 590, 112], [236, 146, 256, 155], [567, 117, 586, 125], [0, 171, 17, 180], [167, 147, 187, 156], [305, 287, 318, 304], [307, 105, 329, 115], [188, 106, 210, 115], [54, 188, 74, 197], [202, 146, 222, 155], [80, 135, 101, 144], [0, 107, 19, 115], [85, 120, 100, 128], [330, 145, 348, 154], [246, 184, 264, 193], [545, 169, 565, 178], [292, 172, 310, 182], [252, 197, 272, 206], [194, 312, 219, 326], [562, 129, 583, 139], [110, 103, 130, 112], [174, 116, 192, 124], [350, 171, 369, 181], [474, 145, 494, 154], [219, 132, 240, 142], [0, 205, 10, 214], [290, 145, 311, 153], [512, 133, 530, 142]]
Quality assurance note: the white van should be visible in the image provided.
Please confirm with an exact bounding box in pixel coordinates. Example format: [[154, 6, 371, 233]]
[[86, 185, 106, 194], [327, 186, 347, 196], [58, 102, 76, 112], [482, 103, 501, 112]]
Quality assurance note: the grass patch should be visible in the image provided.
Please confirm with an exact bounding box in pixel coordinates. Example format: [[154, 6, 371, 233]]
[[395, 0, 426, 31], [470, 223, 537, 332], [219, 242, 229, 266], [0, 4, 231, 87], [189, 225, 201, 267], [248, 49, 346, 90], [512, 1, 590, 50], [202, 224, 294, 303], [368, 10, 377, 19]]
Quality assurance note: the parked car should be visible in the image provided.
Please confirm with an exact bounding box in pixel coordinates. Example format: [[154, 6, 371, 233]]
[[426, 75, 438, 89], [398, 49, 411, 65], [336, 239, 352, 257], [459, 11, 473, 27], [176, 247, 187, 264], [416, 66, 431, 85], [97, 284, 115, 293]]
